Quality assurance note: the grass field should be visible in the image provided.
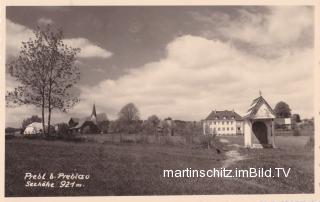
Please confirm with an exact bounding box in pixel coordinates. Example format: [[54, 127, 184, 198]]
[[5, 135, 314, 196]]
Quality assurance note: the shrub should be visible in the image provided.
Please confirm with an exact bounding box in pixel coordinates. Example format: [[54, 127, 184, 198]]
[[56, 123, 70, 138], [21, 115, 42, 131]]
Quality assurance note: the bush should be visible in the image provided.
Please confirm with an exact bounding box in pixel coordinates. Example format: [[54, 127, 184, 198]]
[[21, 115, 42, 131], [56, 123, 70, 138]]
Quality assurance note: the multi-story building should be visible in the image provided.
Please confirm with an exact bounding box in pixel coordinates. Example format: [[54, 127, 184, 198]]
[[203, 110, 243, 136]]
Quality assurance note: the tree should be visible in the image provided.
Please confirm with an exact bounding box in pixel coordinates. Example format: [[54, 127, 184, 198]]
[[21, 115, 42, 130], [6, 25, 80, 136], [292, 114, 301, 123], [97, 120, 110, 134], [144, 115, 160, 135], [274, 101, 291, 118], [118, 103, 140, 122], [118, 103, 140, 133]]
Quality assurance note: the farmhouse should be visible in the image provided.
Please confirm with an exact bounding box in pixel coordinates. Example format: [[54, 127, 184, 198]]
[[243, 95, 276, 148], [69, 104, 108, 134], [274, 118, 292, 129], [203, 110, 243, 136]]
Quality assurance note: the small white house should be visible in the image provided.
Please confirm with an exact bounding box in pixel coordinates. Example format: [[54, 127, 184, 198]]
[[243, 96, 276, 148], [23, 122, 44, 135]]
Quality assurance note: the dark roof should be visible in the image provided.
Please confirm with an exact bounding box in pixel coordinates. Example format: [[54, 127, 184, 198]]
[[205, 110, 242, 121], [70, 118, 92, 129], [243, 96, 275, 119], [69, 113, 108, 124], [69, 118, 79, 123]]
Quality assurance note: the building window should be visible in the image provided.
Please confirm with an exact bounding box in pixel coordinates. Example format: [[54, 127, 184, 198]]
[[222, 121, 224, 125], [237, 127, 240, 130], [218, 128, 220, 131], [227, 127, 229, 131], [231, 127, 233, 130], [222, 127, 225, 131]]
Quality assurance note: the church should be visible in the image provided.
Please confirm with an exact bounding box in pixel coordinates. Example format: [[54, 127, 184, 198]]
[[69, 104, 108, 134]]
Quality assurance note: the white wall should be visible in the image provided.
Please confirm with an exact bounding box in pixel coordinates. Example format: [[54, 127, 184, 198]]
[[203, 119, 243, 136], [244, 121, 252, 147]]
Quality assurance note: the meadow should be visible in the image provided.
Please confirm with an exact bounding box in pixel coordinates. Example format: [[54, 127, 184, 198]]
[[5, 134, 314, 196]]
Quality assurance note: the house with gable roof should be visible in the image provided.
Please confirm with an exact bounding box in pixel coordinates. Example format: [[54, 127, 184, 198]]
[[242, 94, 276, 148], [203, 110, 243, 136]]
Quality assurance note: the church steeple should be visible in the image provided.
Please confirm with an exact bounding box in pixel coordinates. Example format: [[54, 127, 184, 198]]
[[91, 103, 97, 121]]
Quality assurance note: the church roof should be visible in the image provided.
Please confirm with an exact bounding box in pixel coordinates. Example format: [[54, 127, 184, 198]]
[[243, 96, 275, 120], [69, 113, 107, 124], [70, 118, 91, 129], [205, 110, 242, 121]]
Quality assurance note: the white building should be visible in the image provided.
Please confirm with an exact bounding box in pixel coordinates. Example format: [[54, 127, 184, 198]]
[[203, 110, 243, 136], [243, 95, 276, 148]]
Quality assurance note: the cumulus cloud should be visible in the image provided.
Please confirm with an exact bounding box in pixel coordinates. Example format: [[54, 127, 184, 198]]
[[64, 38, 113, 58], [72, 35, 313, 121], [6, 19, 113, 59], [6, 19, 34, 58], [220, 7, 313, 47], [192, 6, 313, 59]]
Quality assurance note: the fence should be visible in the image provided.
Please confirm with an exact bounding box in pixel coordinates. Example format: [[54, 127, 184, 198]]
[[82, 133, 217, 148]]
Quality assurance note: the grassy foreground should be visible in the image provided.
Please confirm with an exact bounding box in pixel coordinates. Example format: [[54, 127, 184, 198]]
[[5, 137, 313, 196]]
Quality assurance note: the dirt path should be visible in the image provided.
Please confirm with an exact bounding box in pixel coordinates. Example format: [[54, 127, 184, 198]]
[[218, 138, 249, 168], [222, 150, 248, 168]]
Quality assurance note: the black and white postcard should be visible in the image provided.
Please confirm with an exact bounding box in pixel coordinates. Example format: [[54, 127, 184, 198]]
[[2, 0, 319, 201]]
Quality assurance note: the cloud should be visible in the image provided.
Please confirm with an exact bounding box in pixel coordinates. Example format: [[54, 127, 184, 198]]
[[192, 6, 313, 58], [37, 17, 54, 25], [220, 7, 313, 47], [6, 19, 34, 58], [72, 35, 313, 121], [6, 19, 113, 59], [64, 38, 113, 58]]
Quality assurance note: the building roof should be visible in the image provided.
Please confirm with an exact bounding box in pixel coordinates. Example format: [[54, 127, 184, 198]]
[[69, 113, 107, 124], [70, 118, 94, 129], [69, 118, 80, 123], [243, 96, 275, 119], [205, 110, 242, 121]]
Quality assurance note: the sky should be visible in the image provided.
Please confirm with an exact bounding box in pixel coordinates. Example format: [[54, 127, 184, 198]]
[[5, 6, 314, 127]]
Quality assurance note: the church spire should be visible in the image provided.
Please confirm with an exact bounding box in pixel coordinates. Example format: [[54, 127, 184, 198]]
[[91, 103, 97, 120]]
